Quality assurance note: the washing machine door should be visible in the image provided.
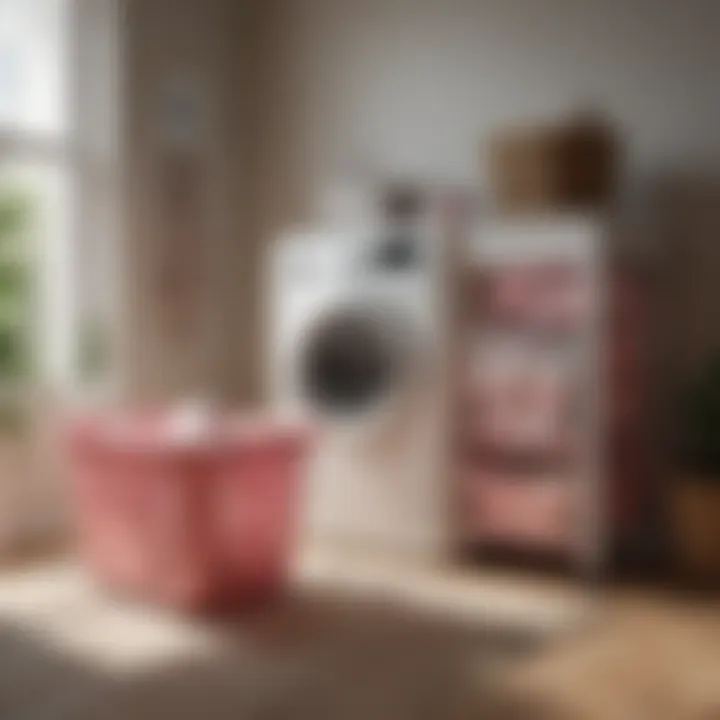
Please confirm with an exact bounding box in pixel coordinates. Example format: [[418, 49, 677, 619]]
[[298, 300, 429, 424]]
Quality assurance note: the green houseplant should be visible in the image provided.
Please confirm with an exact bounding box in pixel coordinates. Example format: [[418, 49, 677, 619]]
[[0, 184, 32, 432], [676, 356, 720, 582]]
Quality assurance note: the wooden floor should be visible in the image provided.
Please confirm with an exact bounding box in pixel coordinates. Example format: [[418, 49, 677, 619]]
[[299, 547, 720, 719], [506, 590, 720, 719], [0, 555, 717, 719]]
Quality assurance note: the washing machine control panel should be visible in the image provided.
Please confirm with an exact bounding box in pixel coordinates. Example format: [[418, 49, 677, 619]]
[[364, 220, 435, 275], [370, 230, 419, 271]]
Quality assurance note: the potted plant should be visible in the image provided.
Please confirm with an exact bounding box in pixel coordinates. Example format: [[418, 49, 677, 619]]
[[676, 357, 720, 582]]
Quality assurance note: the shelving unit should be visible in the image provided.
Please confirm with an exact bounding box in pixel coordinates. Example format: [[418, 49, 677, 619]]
[[457, 216, 605, 578]]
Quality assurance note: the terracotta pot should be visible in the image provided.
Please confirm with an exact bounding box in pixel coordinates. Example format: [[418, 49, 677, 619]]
[[674, 478, 720, 583]]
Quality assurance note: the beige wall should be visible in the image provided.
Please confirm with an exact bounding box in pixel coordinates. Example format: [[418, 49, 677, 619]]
[[251, 0, 720, 230]]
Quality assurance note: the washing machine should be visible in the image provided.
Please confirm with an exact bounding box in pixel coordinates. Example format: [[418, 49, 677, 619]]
[[268, 212, 454, 562]]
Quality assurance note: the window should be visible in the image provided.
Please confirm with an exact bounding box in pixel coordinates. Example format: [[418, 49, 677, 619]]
[[0, 0, 119, 547], [0, 0, 119, 392]]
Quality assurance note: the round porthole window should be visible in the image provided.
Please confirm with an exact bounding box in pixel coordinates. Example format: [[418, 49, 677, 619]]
[[300, 307, 403, 418]]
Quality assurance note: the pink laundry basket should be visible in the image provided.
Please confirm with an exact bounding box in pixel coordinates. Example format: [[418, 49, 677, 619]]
[[66, 412, 311, 613]]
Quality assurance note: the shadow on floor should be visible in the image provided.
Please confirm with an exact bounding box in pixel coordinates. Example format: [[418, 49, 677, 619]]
[[0, 588, 550, 720]]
